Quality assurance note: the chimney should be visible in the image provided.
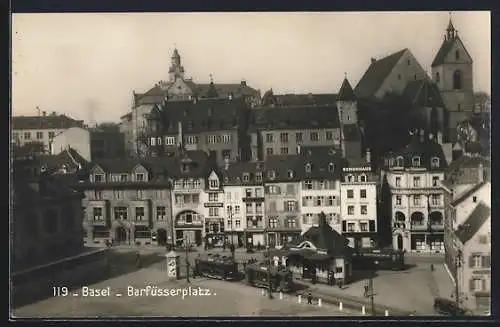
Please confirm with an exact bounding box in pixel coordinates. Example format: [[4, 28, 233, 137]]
[[437, 131, 443, 144], [224, 157, 230, 170], [419, 129, 424, 142], [366, 148, 371, 164], [241, 80, 247, 87], [371, 58, 376, 64], [478, 162, 484, 183], [42, 111, 47, 117]]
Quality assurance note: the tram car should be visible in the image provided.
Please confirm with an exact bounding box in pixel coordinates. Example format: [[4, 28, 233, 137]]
[[245, 262, 294, 292], [351, 248, 405, 271], [193, 254, 239, 281]]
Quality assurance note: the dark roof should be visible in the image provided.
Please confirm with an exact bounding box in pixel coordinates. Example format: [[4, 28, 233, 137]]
[[275, 93, 338, 106], [12, 115, 84, 130], [383, 137, 448, 170], [431, 35, 473, 67], [337, 78, 356, 101], [449, 182, 487, 207], [252, 105, 340, 130], [402, 79, 445, 107], [354, 49, 408, 99], [447, 155, 490, 174], [455, 202, 490, 244], [221, 161, 265, 186], [14, 148, 88, 175], [292, 213, 350, 256]]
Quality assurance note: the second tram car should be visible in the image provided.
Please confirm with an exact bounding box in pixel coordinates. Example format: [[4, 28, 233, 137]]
[[351, 248, 405, 270], [194, 255, 239, 281], [245, 262, 294, 292]]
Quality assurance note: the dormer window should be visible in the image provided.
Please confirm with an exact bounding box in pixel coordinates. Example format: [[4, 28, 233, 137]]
[[359, 174, 367, 182], [267, 170, 276, 180], [157, 137, 162, 145], [150, 137, 156, 146], [395, 156, 404, 167], [431, 157, 440, 168], [346, 174, 354, 182], [136, 173, 145, 182], [94, 174, 104, 182], [242, 173, 250, 182], [328, 163, 335, 173], [287, 170, 295, 179], [305, 163, 312, 173], [255, 172, 263, 183], [412, 156, 421, 167]]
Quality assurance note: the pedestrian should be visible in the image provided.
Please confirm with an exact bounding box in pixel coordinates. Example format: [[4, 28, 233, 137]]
[[430, 264, 435, 271], [338, 279, 343, 289], [364, 284, 368, 297], [307, 292, 313, 304]]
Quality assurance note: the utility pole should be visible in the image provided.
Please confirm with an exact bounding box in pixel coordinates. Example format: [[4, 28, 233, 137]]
[[185, 238, 190, 283], [370, 260, 379, 316], [229, 206, 235, 260], [266, 244, 273, 299], [454, 248, 463, 313]]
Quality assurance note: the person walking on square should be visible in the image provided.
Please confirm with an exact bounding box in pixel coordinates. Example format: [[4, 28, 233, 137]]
[[307, 292, 313, 304], [363, 284, 369, 297]]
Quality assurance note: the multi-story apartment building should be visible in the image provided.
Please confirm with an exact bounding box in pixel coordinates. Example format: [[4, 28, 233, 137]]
[[12, 161, 85, 271], [221, 161, 265, 247], [142, 97, 252, 164], [79, 158, 173, 246], [298, 146, 342, 234], [51, 126, 125, 161], [12, 112, 85, 153], [202, 168, 226, 247], [264, 155, 303, 247], [250, 105, 341, 161], [341, 150, 378, 249], [380, 133, 448, 252], [170, 151, 212, 246]]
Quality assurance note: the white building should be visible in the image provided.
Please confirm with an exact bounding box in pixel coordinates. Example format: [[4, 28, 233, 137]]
[[381, 134, 447, 253], [340, 151, 378, 249], [221, 161, 266, 248], [299, 147, 342, 234], [202, 169, 225, 247]]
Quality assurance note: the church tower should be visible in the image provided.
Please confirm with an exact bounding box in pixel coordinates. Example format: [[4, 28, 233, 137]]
[[336, 76, 362, 160], [431, 15, 474, 142], [168, 48, 185, 82]]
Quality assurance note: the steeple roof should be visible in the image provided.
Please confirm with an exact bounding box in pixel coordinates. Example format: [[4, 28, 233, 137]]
[[337, 77, 356, 101]]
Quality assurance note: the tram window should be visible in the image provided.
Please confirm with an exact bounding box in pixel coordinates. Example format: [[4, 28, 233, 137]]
[[335, 266, 343, 273]]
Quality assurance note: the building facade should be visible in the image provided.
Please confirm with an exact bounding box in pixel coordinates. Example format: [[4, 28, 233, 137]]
[[341, 151, 378, 249], [381, 134, 448, 253], [202, 169, 226, 247], [79, 159, 173, 246], [298, 147, 342, 234], [12, 112, 85, 153]]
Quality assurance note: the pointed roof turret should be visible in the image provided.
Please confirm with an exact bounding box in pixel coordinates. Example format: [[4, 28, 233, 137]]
[[337, 76, 356, 101], [172, 48, 180, 59]]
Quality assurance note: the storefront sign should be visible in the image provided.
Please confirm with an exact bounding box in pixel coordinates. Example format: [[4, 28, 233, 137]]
[[317, 250, 328, 255], [204, 203, 224, 208]]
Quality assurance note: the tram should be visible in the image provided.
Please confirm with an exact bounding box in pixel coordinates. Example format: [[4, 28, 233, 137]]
[[245, 262, 294, 292], [193, 255, 239, 281], [351, 248, 406, 271]]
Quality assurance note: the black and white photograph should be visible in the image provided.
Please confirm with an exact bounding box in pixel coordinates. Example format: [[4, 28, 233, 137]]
[[10, 11, 491, 318]]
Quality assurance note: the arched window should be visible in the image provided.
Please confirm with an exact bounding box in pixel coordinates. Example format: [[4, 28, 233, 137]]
[[412, 156, 421, 167], [455, 50, 460, 60], [359, 174, 367, 182], [431, 157, 440, 168], [346, 174, 354, 183], [435, 72, 440, 83], [328, 163, 334, 173], [305, 163, 312, 173], [453, 70, 462, 90], [396, 156, 404, 167]]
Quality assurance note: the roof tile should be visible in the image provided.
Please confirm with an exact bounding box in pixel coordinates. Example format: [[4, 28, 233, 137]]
[[455, 202, 490, 244]]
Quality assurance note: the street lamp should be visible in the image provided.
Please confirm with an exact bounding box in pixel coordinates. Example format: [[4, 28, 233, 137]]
[[177, 237, 190, 283], [228, 206, 235, 260], [454, 248, 463, 314], [266, 245, 273, 299], [369, 260, 379, 316]]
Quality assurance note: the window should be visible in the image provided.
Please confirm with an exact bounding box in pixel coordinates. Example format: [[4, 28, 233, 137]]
[[136, 173, 145, 182], [182, 179, 190, 189], [136, 189, 145, 199], [235, 220, 241, 228], [473, 196, 477, 203], [304, 180, 312, 190], [360, 205, 367, 215], [156, 206, 166, 220], [412, 156, 421, 167], [246, 203, 253, 213], [285, 201, 296, 212], [157, 137, 162, 145], [347, 190, 354, 199], [455, 50, 460, 60], [94, 174, 104, 182], [255, 172, 263, 183], [120, 174, 128, 182], [432, 176, 440, 187], [360, 189, 367, 198], [431, 194, 440, 205], [165, 136, 176, 145], [48, 131, 55, 139], [209, 207, 219, 217], [435, 72, 440, 83], [472, 255, 482, 268], [114, 207, 127, 220], [347, 223, 355, 232], [93, 190, 102, 200], [360, 222, 368, 231], [113, 190, 124, 199], [407, 59, 411, 66], [396, 195, 402, 205], [302, 213, 313, 225], [255, 188, 263, 197], [24, 132, 31, 140], [413, 177, 421, 188], [267, 171, 276, 180], [310, 132, 319, 141], [453, 70, 462, 90], [234, 205, 240, 214], [268, 186, 279, 195], [209, 193, 219, 202], [175, 195, 183, 205], [347, 206, 354, 215], [285, 218, 296, 228], [227, 219, 232, 228], [135, 207, 145, 221], [222, 134, 231, 143], [413, 195, 421, 206], [280, 147, 289, 155], [326, 131, 333, 140], [255, 202, 263, 213], [36, 131, 43, 139], [287, 170, 294, 178], [280, 132, 289, 143], [268, 218, 278, 228], [313, 196, 323, 207], [328, 196, 335, 206], [305, 163, 312, 173], [209, 179, 219, 189], [150, 137, 156, 146], [359, 174, 367, 182], [266, 148, 274, 155], [266, 133, 274, 142], [193, 180, 201, 188], [242, 173, 250, 182], [296, 132, 303, 142], [395, 156, 404, 167], [346, 175, 354, 182], [93, 208, 103, 221], [395, 177, 401, 187], [245, 188, 252, 197], [328, 163, 334, 173]]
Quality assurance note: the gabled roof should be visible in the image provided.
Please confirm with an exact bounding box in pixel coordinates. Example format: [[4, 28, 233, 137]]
[[253, 105, 340, 130], [431, 36, 473, 67], [354, 49, 408, 99], [402, 79, 445, 107], [455, 202, 490, 244], [275, 93, 338, 106], [12, 115, 84, 130], [384, 137, 448, 170], [221, 161, 265, 186], [337, 78, 356, 101], [449, 182, 487, 207]]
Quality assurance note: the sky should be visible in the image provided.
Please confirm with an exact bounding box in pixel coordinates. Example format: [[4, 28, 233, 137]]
[[12, 11, 491, 123]]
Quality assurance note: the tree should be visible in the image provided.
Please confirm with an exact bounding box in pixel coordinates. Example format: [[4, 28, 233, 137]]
[[377, 173, 393, 248]]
